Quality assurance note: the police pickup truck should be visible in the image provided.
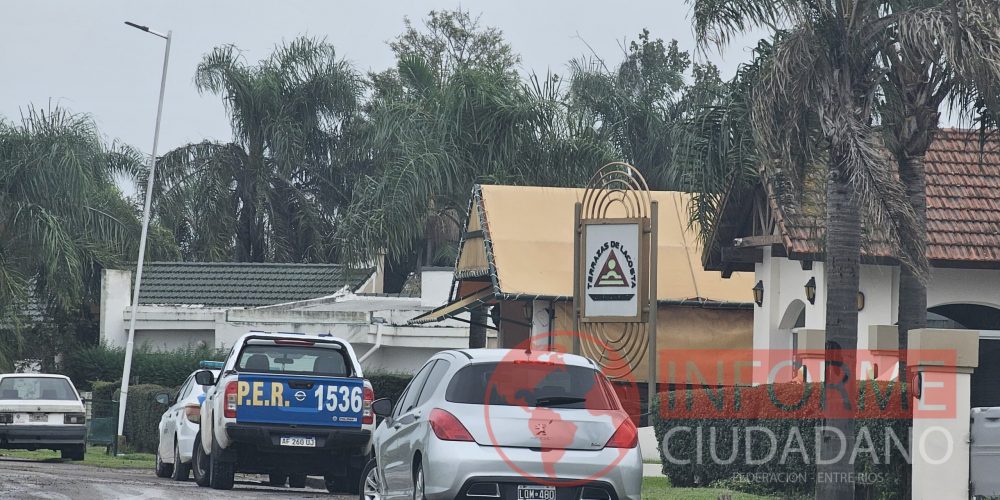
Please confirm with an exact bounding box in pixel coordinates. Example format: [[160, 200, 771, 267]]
[[191, 332, 374, 493]]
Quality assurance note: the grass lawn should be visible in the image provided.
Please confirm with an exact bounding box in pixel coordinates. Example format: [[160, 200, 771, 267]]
[[0, 446, 155, 469], [642, 477, 775, 499]]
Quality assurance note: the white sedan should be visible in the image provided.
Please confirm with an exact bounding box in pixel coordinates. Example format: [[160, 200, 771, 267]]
[[155, 366, 219, 480], [0, 374, 87, 460]]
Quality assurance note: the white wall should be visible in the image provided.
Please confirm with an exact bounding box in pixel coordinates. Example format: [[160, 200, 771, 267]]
[[420, 268, 454, 308], [99, 269, 131, 346], [134, 330, 214, 352], [360, 346, 442, 374]]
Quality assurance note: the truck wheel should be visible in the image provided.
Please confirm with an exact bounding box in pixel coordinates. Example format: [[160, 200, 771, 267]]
[[154, 448, 173, 477], [288, 473, 307, 488], [192, 433, 211, 487], [209, 437, 235, 490], [62, 444, 85, 462], [267, 473, 287, 487], [171, 438, 191, 481]]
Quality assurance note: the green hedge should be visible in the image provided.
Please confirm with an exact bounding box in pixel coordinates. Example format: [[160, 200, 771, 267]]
[[652, 382, 911, 498], [88, 380, 173, 453], [62, 343, 226, 390], [368, 371, 412, 405]]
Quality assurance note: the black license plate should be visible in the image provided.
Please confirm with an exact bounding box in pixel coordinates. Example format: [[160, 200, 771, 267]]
[[517, 485, 556, 500]]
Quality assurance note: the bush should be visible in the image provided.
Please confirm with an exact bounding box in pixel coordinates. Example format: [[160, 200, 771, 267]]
[[652, 382, 911, 498], [368, 371, 412, 405], [123, 384, 173, 453], [62, 343, 227, 390]]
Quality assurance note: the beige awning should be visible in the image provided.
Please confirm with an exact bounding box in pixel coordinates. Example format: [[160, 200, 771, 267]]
[[450, 185, 754, 303], [410, 288, 495, 325]]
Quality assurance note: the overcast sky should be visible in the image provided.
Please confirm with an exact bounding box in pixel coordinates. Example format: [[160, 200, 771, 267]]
[[1, 1, 764, 154]]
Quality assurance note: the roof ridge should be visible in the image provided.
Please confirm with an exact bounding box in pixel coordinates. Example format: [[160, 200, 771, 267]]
[[143, 261, 361, 268]]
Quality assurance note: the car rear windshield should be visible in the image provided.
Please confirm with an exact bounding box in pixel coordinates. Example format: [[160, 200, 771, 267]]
[[236, 341, 352, 377], [0, 377, 77, 401], [446, 362, 617, 410]]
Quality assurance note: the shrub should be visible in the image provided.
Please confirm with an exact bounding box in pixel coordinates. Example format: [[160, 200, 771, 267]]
[[368, 371, 412, 405], [652, 382, 912, 498], [62, 343, 226, 390], [123, 384, 173, 453]]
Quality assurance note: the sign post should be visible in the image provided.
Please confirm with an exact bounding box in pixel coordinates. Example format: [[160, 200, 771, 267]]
[[573, 163, 658, 420]]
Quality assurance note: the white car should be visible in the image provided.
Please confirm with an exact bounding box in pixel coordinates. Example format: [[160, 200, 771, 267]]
[[155, 366, 220, 480], [0, 374, 87, 461], [366, 349, 643, 500]]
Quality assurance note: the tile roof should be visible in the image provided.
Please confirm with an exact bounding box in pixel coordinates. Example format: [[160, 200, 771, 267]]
[[770, 128, 1000, 264], [137, 262, 374, 307]]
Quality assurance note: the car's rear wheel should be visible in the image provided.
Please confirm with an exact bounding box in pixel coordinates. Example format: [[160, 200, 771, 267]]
[[171, 438, 191, 481], [192, 433, 211, 487], [208, 436, 235, 490], [413, 462, 425, 500], [358, 458, 381, 500], [154, 447, 173, 477], [61, 444, 85, 462]]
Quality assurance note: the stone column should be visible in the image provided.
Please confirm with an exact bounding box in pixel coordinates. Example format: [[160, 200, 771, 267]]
[[793, 328, 825, 383], [908, 328, 980, 500], [864, 325, 899, 381]]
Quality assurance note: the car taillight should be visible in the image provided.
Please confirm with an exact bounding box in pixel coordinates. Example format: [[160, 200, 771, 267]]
[[429, 408, 474, 442], [224, 381, 238, 418], [362, 386, 374, 425], [185, 403, 201, 423], [604, 418, 638, 448], [64, 413, 86, 425]]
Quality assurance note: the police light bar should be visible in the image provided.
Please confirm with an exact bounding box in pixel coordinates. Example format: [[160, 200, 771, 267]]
[[199, 361, 224, 370]]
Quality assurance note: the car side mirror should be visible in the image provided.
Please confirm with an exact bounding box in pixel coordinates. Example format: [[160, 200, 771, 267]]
[[372, 398, 392, 418], [194, 370, 216, 386], [154, 392, 171, 405]]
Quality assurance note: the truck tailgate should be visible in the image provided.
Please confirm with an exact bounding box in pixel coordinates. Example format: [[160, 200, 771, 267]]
[[235, 374, 364, 428]]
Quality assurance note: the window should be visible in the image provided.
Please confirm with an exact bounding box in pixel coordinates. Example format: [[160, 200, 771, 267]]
[[397, 361, 436, 415], [236, 341, 351, 377], [0, 377, 77, 401], [446, 362, 616, 410], [415, 360, 451, 407]]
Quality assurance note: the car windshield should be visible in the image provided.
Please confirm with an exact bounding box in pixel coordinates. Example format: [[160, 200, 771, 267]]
[[236, 341, 351, 377], [446, 362, 617, 410], [0, 377, 77, 401]]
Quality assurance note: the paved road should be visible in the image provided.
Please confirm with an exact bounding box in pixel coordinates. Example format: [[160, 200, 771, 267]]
[[0, 457, 353, 500]]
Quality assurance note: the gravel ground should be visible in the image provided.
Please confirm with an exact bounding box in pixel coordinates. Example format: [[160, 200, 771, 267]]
[[0, 457, 352, 500]]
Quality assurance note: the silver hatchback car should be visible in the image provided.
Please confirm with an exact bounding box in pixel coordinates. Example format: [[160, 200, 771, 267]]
[[364, 349, 642, 500]]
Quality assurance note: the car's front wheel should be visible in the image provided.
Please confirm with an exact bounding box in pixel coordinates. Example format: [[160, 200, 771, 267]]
[[171, 437, 191, 481], [154, 447, 173, 477], [357, 458, 381, 500], [192, 433, 211, 487]]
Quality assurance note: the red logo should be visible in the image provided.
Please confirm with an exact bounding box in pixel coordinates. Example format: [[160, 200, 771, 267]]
[[483, 330, 639, 487]]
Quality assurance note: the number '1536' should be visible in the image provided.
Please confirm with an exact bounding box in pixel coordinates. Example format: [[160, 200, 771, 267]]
[[314, 385, 363, 413]]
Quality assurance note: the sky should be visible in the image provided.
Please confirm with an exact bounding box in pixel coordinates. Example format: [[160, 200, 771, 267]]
[[0, 1, 764, 154]]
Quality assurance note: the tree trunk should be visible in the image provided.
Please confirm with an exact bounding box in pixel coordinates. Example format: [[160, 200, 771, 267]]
[[897, 154, 927, 354], [469, 306, 487, 348], [816, 162, 860, 500]]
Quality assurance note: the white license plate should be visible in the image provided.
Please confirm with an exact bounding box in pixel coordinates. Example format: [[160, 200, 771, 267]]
[[29, 413, 48, 422], [517, 485, 556, 500], [279, 436, 315, 447]]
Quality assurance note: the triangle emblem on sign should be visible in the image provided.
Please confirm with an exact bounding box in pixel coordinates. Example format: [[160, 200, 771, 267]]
[[594, 250, 629, 287]]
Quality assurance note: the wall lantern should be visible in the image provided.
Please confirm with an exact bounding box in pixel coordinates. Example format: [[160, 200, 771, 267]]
[[857, 292, 866, 311], [804, 277, 816, 305], [752, 280, 764, 307]]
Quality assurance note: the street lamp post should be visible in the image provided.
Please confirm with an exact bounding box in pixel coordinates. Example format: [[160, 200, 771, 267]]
[[116, 21, 171, 453]]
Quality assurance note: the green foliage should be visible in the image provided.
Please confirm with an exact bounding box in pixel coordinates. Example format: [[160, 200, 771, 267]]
[[652, 383, 911, 498], [62, 344, 226, 391], [367, 371, 413, 406], [122, 384, 173, 453]]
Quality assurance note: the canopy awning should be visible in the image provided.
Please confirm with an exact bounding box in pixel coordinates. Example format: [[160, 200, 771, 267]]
[[410, 288, 495, 325]]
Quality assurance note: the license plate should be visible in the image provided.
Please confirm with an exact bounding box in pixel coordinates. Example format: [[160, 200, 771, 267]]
[[517, 485, 556, 500], [29, 413, 48, 423], [279, 436, 315, 447]]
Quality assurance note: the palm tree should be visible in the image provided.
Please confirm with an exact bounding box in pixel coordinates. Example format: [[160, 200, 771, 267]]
[[879, 0, 1000, 353], [153, 37, 363, 263], [0, 106, 150, 370], [691, 1, 927, 496]]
